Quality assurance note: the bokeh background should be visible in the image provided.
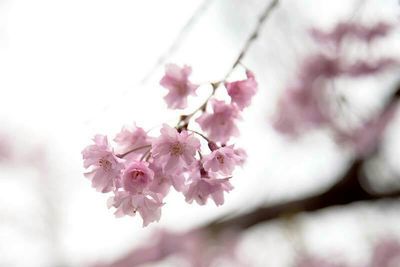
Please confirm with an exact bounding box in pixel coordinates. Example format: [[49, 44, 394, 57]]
[[1, 0, 400, 266]]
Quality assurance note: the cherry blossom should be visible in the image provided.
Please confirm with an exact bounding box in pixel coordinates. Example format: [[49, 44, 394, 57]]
[[122, 161, 154, 194], [160, 64, 198, 109], [184, 166, 233, 206], [108, 191, 163, 227], [203, 145, 242, 175], [148, 161, 186, 198], [114, 123, 151, 159], [196, 99, 241, 144], [83, 64, 253, 226], [311, 22, 391, 47], [151, 124, 200, 173], [82, 135, 124, 193], [225, 70, 258, 110], [337, 103, 398, 157]]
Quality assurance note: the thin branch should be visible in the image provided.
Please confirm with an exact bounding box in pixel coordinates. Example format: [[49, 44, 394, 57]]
[[225, 0, 279, 79], [177, 0, 280, 128], [139, 0, 216, 86]]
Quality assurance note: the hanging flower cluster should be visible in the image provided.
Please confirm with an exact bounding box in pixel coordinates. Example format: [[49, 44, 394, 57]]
[[82, 64, 257, 226]]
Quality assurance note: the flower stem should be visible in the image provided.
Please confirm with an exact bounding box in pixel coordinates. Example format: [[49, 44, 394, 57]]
[[116, 145, 151, 158]]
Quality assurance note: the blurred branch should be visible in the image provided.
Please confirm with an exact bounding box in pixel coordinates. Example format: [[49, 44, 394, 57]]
[[207, 84, 400, 232], [225, 0, 279, 79], [139, 0, 215, 85]]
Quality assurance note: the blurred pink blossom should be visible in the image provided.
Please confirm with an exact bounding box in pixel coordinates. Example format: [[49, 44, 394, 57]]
[[337, 103, 398, 157], [370, 238, 400, 267], [295, 255, 349, 267], [311, 22, 391, 47]]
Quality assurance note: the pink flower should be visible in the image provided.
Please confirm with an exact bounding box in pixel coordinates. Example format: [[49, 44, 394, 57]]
[[273, 84, 330, 136], [160, 64, 198, 109], [203, 145, 242, 175], [225, 70, 258, 110], [295, 255, 348, 267], [344, 58, 398, 77], [185, 177, 233, 206], [151, 124, 200, 173], [108, 191, 163, 227], [184, 166, 233, 206], [370, 238, 400, 267], [196, 100, 241, 144], [311, 22, 391, 47], [148, 162, 186, 198], [114, 123, 151, 159], [337, 103, 398, 157], [122, 161, 154, 194], [82, 135, 124, 193]]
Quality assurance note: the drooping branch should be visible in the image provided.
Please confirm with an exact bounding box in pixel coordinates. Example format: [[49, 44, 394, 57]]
[[206, 85, 400, 233], [207, 159, 400, 232], [225, 0, 279, 79], [139, 0, 216, 85]]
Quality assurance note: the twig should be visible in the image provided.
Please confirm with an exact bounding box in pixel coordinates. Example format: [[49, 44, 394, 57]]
[[177, 0, 280, 128]]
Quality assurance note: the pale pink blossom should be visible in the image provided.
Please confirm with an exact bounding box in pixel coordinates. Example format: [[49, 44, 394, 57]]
[[344, 58, 398, 77], [337, 103, 398, 157], [295, 255, 349, 267], [108, 191, 163, 226], [93, 229, 243, 267], [203, 145, 242, 175], [82, 135, 124, 193], [196, 100, 241, 144], [225, 70, 258, 110], [185, 177, 233, 206], [151, 124, 200, 173], [273, 83, 330, 136], [122, 161, 154, 194], [185, 166, 233, 206], [160, 64, 198, 109], [370, 238, 400, 267], [114, 123, 151, 159], [148, 162, 186, 198], [311, 22, 391, 47]]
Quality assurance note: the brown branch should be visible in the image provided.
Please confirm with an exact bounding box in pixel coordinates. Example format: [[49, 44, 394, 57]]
[[206, 84, 400, 233], [207, 160, 400, 232]]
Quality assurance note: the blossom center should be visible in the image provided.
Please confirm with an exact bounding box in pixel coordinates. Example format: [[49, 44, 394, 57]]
[[176, 84, 187, 95], [170, 143, 184, 156], [99, 158, 112, 172], [216, 154, 225, 164], [131, 170, 145, 182]]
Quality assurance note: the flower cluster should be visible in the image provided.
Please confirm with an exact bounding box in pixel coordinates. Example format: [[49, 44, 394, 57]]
[[82, 64, 257, 226], [273, 21, 399, 157]]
